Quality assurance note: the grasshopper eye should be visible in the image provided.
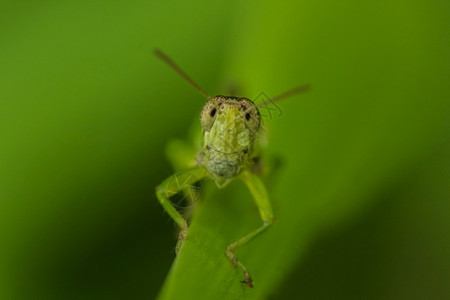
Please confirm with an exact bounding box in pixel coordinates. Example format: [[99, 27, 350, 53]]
[[200, 100, 217, 131], [240, 99, 260, 133], [244, 109, 260, 133]]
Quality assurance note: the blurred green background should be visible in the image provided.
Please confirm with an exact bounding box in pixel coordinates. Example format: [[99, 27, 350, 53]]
[[0, 0, 448, 299]]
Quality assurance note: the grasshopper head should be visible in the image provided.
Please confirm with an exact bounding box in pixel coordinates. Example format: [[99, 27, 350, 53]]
[[200, 96, 261, 178]]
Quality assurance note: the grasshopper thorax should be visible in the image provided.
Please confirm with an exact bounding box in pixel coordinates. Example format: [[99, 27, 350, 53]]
[[199, 96, 260, 178]]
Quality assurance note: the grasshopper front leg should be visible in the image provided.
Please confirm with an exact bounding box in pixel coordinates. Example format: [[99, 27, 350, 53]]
[[156, 166, 207, 253], [226, 171, 275, 288]]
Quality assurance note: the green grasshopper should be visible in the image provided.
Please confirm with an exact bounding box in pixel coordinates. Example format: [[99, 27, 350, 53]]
[[154, 49, 309, 288]]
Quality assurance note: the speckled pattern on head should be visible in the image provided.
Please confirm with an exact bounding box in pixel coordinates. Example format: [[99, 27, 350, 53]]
[[199, 96, 261, 178]]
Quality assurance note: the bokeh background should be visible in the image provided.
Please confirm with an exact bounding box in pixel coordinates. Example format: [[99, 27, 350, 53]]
[[0, 1, 448, 299]]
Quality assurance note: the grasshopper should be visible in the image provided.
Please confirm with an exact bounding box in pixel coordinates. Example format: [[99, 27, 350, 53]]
[[154, 49, 309, 288]]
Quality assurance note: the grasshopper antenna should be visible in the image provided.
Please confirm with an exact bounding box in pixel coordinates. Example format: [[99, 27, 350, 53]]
[[154, 48, 210, 99], [257, 84, 311, 107]]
